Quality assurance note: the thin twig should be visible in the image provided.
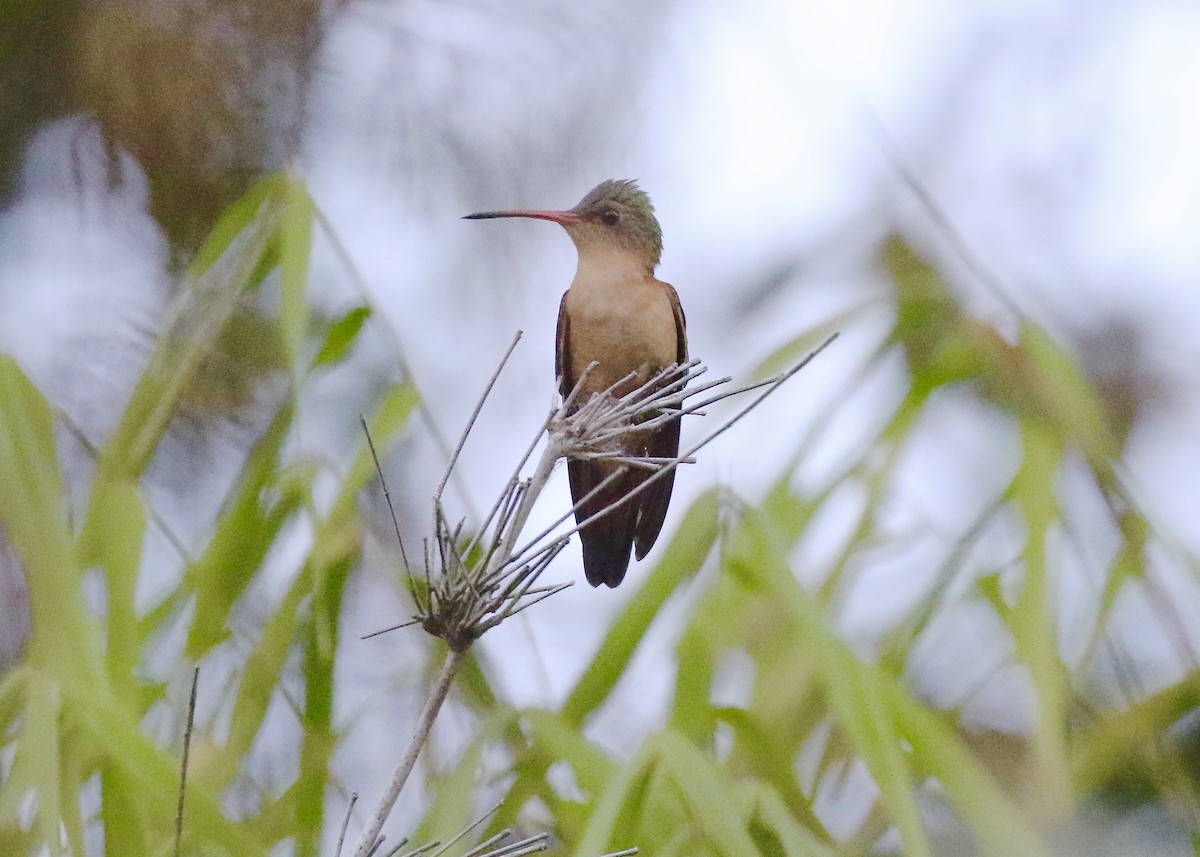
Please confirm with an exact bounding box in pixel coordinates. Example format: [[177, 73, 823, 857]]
[[396, 840, 442, 857], [361, 618, 422, 640], [351, 647, 469, 857], [478, 833, 549, 857], [547, 334, 838, 547], [434, 331, 524, 512], [336, 793, 359, 857], [430, 800, 503, 857], [174, 667, 200, 857], [362, 416, 411, 571], [503, 460, 629, 572], [462, 830, 512, 857], [381, 838, 409, 857]]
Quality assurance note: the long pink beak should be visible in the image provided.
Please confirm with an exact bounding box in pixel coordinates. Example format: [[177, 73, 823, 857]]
[[463, 208, 582, 225]]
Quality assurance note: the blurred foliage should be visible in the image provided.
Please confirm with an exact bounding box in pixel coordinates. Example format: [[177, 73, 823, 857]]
[[0, 173, 415, 857], [2, 172, 1200, 857]]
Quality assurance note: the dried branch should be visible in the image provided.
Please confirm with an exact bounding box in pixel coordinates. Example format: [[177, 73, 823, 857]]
[[336, 793, 359, 857], [351, 648, 467, 857], [353, 330, 836, 857]]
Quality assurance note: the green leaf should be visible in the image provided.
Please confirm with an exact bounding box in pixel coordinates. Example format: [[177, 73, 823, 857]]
[[562, 488, 720, 726], [297, 549, 356, 857], [748, 302, 866, 380], [1019, 322, 1117, 464], [714, 708, 823, 834], [745, 785, 834, 857], [411, 710, 517, 847], [1072, 670, 1200, 797], [190, 173, 286, 277], [281, 171, 316, 384], [0, 359, 97, 683], [521, 709, 618, 800], [95, 479, 147, 697], [185, 404, 301, 656], [81, 692, 270, 856], [655, 731, 762, 857], [889, 689, 1052, 857], [314, 306, 371, 369], [0, 675, 63, 857], [729, 508, 932, 857], [212, 566, 311, 788], [0, 359, 69, 571], [1005, 424, 1072, 813], [571, 743, 658, 857]]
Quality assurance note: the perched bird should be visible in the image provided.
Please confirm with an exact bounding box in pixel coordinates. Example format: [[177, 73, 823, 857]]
[[465, 180, 687, 587]]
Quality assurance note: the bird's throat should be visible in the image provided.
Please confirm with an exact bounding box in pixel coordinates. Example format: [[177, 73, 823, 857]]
[[564, 252, 677, 396]]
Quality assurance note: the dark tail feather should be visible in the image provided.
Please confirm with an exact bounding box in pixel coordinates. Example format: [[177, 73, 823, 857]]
[[633, 468, 674, 560], [568, 458, 637, 587]]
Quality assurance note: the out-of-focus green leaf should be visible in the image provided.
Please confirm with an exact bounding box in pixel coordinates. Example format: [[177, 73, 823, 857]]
[[1072, 672, 1200, 796], [729, 508, 931, 857], [190, 173, 286, 276], [0, 676, 62, 856], [745, 785, 834, 857], [209, 393, 420, 791], [885, 236, 982, 387], [1018, 322, 1118, 465], [0, 359, 71, 572], [0, 359, 97, 683], [1006, 424, 1072, 816], [749, 301, 868, 380], [207, 565, 309, 788], [281, 171, 315, 384], [347, 383, 422, 505], [58, 752, 87, 857], [521, 710, 618, 799], [314, 306, 371, 369], [655, 731, 762, 857], [95, 479, 146, 697], [715, 708, 823, 834], [888, 687, 1052, 857], [411, 710, 518, 847], [82, 692, 269, 856], [0, 667, 27, 729], [570, 743, 657, 857], [185, 404, 301, 656], [297, 549, 356, 857], [297, 383, 421, 855], [562, 488, 720, 727]]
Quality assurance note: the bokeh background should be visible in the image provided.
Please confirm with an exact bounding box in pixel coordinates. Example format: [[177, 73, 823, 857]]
[[3, 1, 1200, 855]]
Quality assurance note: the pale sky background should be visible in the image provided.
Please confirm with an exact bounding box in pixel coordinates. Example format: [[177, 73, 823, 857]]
[[2, 0, 1200, 846]]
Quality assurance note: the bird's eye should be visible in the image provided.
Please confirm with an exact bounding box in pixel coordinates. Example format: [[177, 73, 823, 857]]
[[601, 208, 620, 226]]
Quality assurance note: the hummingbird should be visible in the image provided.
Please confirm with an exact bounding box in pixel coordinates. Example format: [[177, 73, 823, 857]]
[[465, 180, 687, 587]]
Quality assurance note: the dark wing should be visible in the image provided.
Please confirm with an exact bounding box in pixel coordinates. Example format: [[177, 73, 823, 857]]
[[633, 282, 688, 559], [555, 291, 572, 399]]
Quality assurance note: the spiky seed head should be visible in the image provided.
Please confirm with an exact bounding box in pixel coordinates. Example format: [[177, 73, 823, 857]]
[[570, 179, 663, 269]]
